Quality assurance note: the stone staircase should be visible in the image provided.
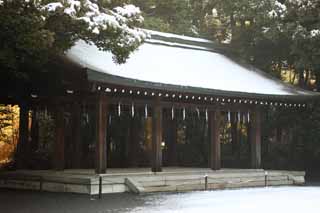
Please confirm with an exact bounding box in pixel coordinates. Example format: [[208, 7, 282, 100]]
[[124, 170, 305, 194]]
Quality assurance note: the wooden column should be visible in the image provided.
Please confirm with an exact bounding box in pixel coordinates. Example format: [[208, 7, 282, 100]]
[[72, 102, 82, 168], [167, 117, 178, 166], [30, 108, 39, 153], [16, 103, 29, 169], [54, 104, 65, 170], [249, 109, 261, 169], [208, 110, 221, 170], [151, 97, 162, 172], [95, 94, 108, 174]]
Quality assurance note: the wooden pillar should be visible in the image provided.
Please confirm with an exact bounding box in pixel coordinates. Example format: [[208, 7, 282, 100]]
[[30, 108, 39, 153], [167, 117, 178, 166], [72, 102, 82, 168], [53, 104, 65, 170], [249, 109, 261, 169], [128, 117, 139, 167], [16, 103, 29, 169], [95, 94, 108, 174], [230, 112, 238, 155], [208, 110, 221, 170], [151, 97, 162, 172]]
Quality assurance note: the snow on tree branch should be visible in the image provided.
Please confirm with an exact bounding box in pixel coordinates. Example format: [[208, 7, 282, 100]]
[[41, 0, 147, 47]]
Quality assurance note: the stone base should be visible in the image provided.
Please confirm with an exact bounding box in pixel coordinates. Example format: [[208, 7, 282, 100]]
[[0, 168, 305, 194]]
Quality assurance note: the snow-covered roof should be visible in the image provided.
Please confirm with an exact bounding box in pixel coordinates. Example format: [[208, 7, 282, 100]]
[[66, 30, 318, 100]]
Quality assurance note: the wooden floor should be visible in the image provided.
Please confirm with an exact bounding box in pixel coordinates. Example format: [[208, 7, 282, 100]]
[[0, 167, 306, 194]]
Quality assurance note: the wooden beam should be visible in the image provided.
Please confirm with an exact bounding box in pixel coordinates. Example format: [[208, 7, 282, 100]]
[[151, 97, 162, 172], [249, 109, 261, 169], [208, 110, 221, 170], [95, 94, 108, 174], [53, 104, 65, 170]]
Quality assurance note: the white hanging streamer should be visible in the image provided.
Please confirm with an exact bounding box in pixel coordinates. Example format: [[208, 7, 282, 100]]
[[183, 108, 186, 121], [145, 104, 148, 119], [243, 113, 246, 124], [247, 112, 250, 123], [171, 106, 175, 120], [237, 111, 241, 123], [227, 111, 231, 122], [118, 103, 121, 116], [109, 114, 112, 125], [205, 109, 208, 121], [196, 108, 200, 119], [131, 103, 135, 117]]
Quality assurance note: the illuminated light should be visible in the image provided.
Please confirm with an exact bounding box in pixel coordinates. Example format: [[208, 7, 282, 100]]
[[222, 98, 225, 102], [122, 89, 125, 93], [250, 101, 253, 104], [144, 91, 147, 95], [179, 95, 182, 98], [244, 100, 248, 104], [66, 90, 74, 94], [151, 92, 155, 96], [113, 88, 117, 92], [198, 97, 201, 100], [137, 91, 140, 95], [204, 97, 207, 101], [166, 94, 169, 97], [210, 97, 214, 101], [159, 93, 162, 97], [129, 90, 133, 94], [31, 94, 38, 98], [172, 94, 176, 98], [192, 96, 195, 99], [161, 142, 165, 147], [228, 99, 231, 102], [255, 101, 258, 104], [239, 100, 242, 103], [105, 88, 111, 92], [216, 98, 219, 101], [97, 86, 101, 91], [234, 99, 237, 103], [186, 95, 189, 99]]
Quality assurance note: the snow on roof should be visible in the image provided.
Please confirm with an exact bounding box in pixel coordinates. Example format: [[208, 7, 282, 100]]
[[145, 29, 213, 44], [66, 33, 315, 98]]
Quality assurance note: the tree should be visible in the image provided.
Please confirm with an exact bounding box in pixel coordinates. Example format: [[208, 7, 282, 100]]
[[0, 0, 147, 97]]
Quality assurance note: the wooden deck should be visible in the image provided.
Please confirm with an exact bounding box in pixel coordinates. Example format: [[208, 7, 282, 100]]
[[0, 168, 305, 194]]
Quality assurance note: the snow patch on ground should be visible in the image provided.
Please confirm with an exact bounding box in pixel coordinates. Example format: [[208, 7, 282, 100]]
[[130, 187, 320, 213]]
